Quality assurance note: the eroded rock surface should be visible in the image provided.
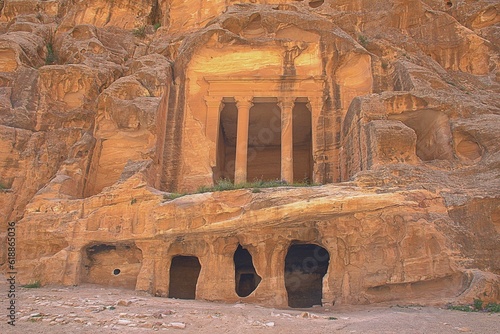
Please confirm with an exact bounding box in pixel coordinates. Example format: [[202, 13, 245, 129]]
[[0, 0, 499, 308]]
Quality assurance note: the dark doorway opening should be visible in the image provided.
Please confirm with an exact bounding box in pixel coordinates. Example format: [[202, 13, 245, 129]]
[[284, 243, 330, 308], [234, 244, 262, 297], [247, 101, 281, 181], [293, 101, 313, 183], [216, 101, 238, 182], [309, 0, 324, 8], [169, 256, 201, 299]]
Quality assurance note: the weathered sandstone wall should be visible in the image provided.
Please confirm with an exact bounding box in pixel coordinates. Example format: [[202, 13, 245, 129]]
[[0, 0, 498, 307]]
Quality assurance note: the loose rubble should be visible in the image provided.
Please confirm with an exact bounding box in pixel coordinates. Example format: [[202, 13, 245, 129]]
[[0, 284, 498, 334]]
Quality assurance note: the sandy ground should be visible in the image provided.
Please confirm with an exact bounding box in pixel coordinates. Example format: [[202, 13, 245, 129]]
[[1, 283, 499, 334]]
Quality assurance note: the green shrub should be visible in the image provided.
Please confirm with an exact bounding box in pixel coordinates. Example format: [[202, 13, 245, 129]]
[[22, 281, 41, 288], [45, 43, 56, 65], [448, 304, 473, 312], [194, 179, 319, 194], [164, 193, 184, 201], [132, 26, 146, 38], [485, 303, 500, 313], [473, 298, 483, 311], [153, 22, 161, 31], [163, 179, 319, 200], [358, 34, 369, 48], [448, 300, 500, 313]]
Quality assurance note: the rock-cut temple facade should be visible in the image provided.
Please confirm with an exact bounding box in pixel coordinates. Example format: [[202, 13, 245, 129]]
[[0, 0, 499, 308]]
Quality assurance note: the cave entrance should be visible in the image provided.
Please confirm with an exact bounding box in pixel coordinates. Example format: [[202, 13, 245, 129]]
[[293, 101, 313, 183], [388, 110, 453, 161], [81, 243, 142, 289], [247, 99, 281, 181], [309, 0, 325, 8], [168, 256, 201, 299], [234, 244, 262, 297], [284, 243, 330, 308]]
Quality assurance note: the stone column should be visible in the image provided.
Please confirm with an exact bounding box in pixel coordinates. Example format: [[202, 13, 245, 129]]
[[308, 97, 323, 184], [234, 96, 253, 184], [204, 96, 223, 166], [62, 249, 83, 286], [279, 97, 294, 183], [135, 240, 162, 293]]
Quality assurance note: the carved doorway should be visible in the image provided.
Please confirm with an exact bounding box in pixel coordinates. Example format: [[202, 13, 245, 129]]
[[247, 99, 281, 182], [293, 101, 313, 183], [168, 256, 201, 299], [216, 101, 237, 182], [284, 243, 330, 308]]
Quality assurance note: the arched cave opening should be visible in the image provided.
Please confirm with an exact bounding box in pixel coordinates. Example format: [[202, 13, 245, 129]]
[[234, 244, 262, 297], [81, 243, 142, 289], [389, 110, 453, 161], [241, 14, 266, 39], [293, 101, 313, 183], [168, 255, 201, 299], [455, 134, 483, 162], [284, 243, 330, 308], [309, 0, 325, 8]]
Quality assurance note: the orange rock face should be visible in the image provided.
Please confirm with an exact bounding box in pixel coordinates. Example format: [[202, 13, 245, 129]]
[[0, 0, 499, 308]]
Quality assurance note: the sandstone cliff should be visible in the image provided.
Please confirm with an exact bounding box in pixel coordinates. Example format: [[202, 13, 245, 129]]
[[0, 0, 499, 307]]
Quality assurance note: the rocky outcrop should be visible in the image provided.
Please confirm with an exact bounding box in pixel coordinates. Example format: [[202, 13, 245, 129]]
[[0, 0, 499, 308]]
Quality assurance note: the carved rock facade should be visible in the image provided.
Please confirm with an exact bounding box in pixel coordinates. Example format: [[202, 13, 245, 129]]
[[0, 0, 499, 307]]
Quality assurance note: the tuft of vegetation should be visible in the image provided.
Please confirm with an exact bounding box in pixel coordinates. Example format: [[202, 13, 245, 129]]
[[130, 198, 137, 205], [448, 304, 473, 312], [327, 316, 338, 320], [446, 80, 457, 87], [485, 303, 500, 313], [22, 281, 41, 289], [132, 25, 147, 38], [473, 298, 483, 311], [153, 22, 161, 31], [196, 179, 318, 194], [447, 299, 500, 313], [358, 34, 369, 48], [162, 179, 319, 201], [163, 193, 184, 201], [45, 43, 56, 65]]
